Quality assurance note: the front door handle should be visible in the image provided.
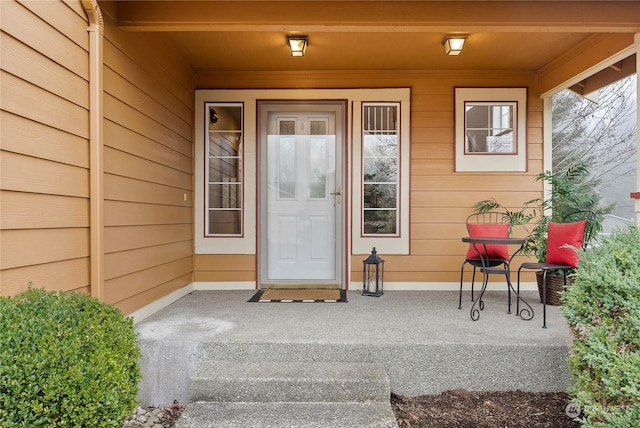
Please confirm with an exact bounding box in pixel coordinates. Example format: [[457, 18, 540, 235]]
[[330, 187, 342, 204]]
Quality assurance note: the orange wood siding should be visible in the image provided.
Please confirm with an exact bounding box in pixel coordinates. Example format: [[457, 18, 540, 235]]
[[101, 6, 194, 313], [1, 0, 91, 296], [194, 255, 256, 283], [0, 0, 195, 314], [197, 70, 544, 286]]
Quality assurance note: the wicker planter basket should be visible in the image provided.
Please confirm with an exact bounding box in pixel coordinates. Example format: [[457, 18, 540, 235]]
[[535, 270, 575, 306]]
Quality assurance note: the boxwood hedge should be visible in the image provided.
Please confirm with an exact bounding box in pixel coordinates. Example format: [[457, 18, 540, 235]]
[[562, 225, 640, 427], [0, 287, 141, 427]]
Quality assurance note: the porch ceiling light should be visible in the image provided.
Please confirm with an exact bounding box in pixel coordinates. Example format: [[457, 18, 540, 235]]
[[287, 35, 308, 57], [442, 34, 467, 56]]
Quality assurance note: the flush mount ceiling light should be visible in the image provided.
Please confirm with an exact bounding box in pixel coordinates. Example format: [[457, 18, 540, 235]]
[[442, 34, 467, 56], [287, 35, 308, 57]]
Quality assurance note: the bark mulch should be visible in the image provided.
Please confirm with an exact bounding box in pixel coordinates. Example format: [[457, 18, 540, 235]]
[[391, 390, 581, 428]]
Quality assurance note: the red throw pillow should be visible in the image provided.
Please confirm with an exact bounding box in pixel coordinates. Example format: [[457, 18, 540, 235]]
[[545, 220, 586, 267], [466, 223, 510, 260]]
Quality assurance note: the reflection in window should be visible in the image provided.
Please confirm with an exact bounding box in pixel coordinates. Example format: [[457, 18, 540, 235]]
[[309, 138, 328, 199], [464, 102, 516, 153], [206, 103, 243, 235], [309, 119, 328, 199], [277, 120, 296, 199], [362, 103, 399, 235]]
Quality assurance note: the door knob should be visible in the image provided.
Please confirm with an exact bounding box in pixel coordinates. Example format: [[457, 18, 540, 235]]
[[330, 187, 342, 204]]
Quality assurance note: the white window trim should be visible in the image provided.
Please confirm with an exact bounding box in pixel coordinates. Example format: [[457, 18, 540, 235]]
[[361, 102, 401, 237], [352, 90, 410, 255], [204, 102, 244, 237], [195, 88, 410, 256], [195, 92, 257, 254], [454, 87, 527, 172]]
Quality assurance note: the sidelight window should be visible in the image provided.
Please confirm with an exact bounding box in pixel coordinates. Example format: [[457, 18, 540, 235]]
[[362, 103, 400, 236], [205, 103, 243, 236]]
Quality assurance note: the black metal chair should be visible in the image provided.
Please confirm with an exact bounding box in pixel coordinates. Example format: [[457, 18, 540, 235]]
[[459, 211, 511, 309], [516, 210, 596, 328]]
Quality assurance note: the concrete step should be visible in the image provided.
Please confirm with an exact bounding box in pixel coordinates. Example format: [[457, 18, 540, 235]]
[[178, 360, 398, 427], [139, 339, 572, 406], [189, 361, 390, 403], [175, 401, 398, 428]]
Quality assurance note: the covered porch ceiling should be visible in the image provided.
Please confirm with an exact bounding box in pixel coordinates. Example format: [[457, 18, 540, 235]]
[[113, 1, 639, 93]]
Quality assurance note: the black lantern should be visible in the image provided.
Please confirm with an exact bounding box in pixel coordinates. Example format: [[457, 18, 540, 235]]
[[362, 247, 384, 297]]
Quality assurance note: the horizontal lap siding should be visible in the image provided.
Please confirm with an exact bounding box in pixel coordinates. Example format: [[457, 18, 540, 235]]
[[0, 0, 91, 296], [102, 7, 194, 313], [199, 70, 543, 287], [396, 73, 542, 284], [194, 255, 256, 283], [407, 75, 543, 284]]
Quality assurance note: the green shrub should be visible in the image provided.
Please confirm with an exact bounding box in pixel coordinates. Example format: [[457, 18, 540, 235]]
[[562, 225, 640, 427], [0, 287, 141, 427]]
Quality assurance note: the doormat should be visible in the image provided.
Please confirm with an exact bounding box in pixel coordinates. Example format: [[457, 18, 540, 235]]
[[248, 289, 347, 303]]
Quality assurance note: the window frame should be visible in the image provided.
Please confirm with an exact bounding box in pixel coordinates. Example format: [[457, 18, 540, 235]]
[[361, 102, 400, 237], [195, 94, 256, 255], [455, 87, 528, 172], [204, 102, 244, 237], [352, 89, 410, 255]]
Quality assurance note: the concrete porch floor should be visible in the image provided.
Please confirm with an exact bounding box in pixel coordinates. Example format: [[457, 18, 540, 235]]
[[135, 290, 574, 407]]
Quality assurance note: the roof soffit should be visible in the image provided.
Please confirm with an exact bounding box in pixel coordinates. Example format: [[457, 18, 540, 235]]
[[116, 1, 640, 33], [113, 0, 640, 84]]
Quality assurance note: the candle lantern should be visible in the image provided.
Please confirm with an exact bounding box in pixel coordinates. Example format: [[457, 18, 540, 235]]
[[362, 247, 384, 297]]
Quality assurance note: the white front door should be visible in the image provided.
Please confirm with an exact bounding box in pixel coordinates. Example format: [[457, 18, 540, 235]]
[[260, 103, 343, 286]]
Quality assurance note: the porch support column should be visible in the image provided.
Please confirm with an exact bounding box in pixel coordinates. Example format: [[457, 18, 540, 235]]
[[542, 96, 553, 213], [82, 0, 105, 300], [633, 33, 640, 227]]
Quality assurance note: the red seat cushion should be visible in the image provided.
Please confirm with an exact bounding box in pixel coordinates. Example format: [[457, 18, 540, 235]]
[[545, 220, 586, 268], [466, 223, 510, 260]]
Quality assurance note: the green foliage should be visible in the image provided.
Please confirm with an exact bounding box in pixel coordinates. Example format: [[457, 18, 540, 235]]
[[562, 225, 640, 427], [538, 164, 610, 228], [0, 287, 141, 427]]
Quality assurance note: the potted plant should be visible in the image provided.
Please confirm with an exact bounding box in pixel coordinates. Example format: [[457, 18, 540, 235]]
[[475, 164, 607, 304]]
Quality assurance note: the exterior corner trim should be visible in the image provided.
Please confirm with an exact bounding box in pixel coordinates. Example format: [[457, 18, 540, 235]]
[[82, 0, 105, 300]]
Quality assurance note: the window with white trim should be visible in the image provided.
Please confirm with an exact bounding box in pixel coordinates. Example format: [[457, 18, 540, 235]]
[[362, 103, 399, 235], [205, 103, 243, 236], [455, 88, 527, 172], [352, 89, 409, 255]]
